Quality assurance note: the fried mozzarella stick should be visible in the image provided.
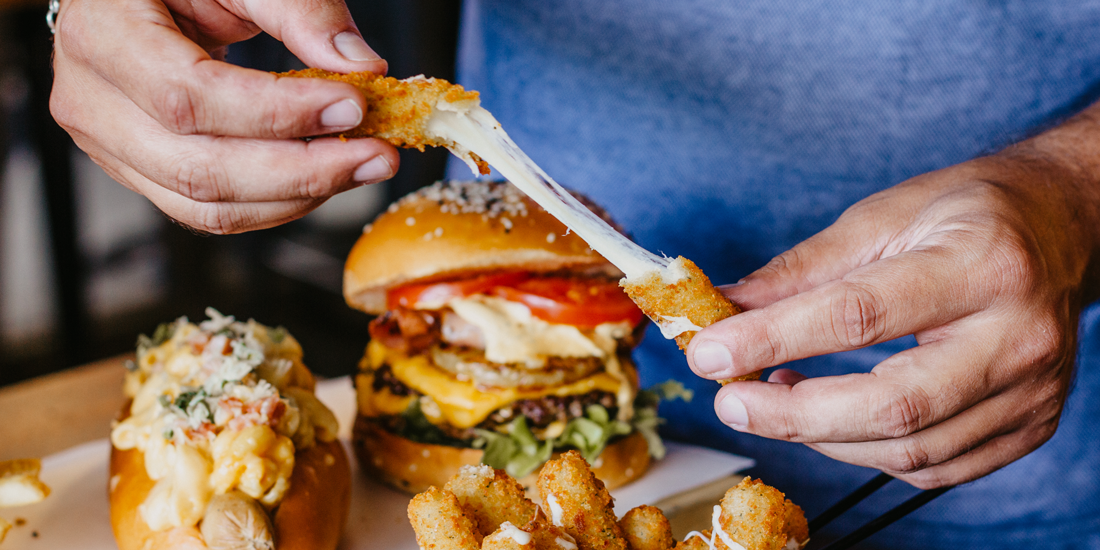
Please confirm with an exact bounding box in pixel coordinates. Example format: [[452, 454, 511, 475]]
[[278, 69, 490, 174], [281, 70, 753, 382]]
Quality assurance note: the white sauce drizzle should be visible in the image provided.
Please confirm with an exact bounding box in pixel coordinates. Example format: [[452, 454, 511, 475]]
[[656, 315, 705, 339], [498, 522, 532, 546], [425, 104, 670, 281], [555, 536, 578, 550], [682, 505, 747, 550], [546, 493, 565, 527]]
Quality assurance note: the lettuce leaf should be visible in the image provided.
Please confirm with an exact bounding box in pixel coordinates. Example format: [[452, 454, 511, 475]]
[[474, 379, 693, 476]]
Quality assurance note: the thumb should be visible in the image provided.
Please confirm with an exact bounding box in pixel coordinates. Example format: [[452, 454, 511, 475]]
[[724, 212, 885, 310], [236, 0, 388, 74]]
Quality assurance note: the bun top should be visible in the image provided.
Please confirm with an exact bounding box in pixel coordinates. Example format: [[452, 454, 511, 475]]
[[344, 180, 625, 314]]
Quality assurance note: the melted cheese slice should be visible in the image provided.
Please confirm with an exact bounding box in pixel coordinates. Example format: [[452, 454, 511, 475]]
[[361, 341, 630, 429], [448, 296, 604, 366]]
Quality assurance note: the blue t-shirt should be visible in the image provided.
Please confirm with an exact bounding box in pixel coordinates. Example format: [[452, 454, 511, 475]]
[[448, 2, 1100, 548]]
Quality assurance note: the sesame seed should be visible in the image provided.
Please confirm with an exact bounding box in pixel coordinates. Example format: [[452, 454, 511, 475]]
[[434, 227, 444, 237], [547, 233, 557, 243], [406, 217, 416, 226], [403, 180, 529, 219]]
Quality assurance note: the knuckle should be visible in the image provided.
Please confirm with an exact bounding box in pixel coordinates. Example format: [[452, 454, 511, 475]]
[[168, 153, 227, 202], [985, 231, 1039, 298], [194, 205, 242, 235], [831, 282, 887, 348], [880, 439, 931, 474], [267, 94, 303, 139], [154, 81, 206, 135], [296, 171, 335, 200], [759, 249, 805, 281], [875, 387, 931, 438], [775, 412, 806, 442], [1019, 311, 1070, 368]]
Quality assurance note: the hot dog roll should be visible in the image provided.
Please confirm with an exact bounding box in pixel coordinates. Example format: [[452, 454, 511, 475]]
[[108, 308, 350, 550]]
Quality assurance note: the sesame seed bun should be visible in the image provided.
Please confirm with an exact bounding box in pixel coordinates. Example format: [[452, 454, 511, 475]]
[[343, 180, 624, 315]]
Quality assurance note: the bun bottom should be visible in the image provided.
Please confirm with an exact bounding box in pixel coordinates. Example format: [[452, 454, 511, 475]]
[[108, 440, 351, 550], [352, 415, 651, 496]]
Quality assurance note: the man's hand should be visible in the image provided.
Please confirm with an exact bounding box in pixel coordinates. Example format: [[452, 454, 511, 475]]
[[686, 110, 1100, 489], [50, 0, 401, 234]]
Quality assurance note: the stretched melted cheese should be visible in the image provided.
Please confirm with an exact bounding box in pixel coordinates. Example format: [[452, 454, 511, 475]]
[[360, 341, 630, 429]]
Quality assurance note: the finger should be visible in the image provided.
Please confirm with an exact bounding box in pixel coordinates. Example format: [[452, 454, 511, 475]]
[[688, 243, 989, 379], [234, 0, 388, 74], [723, 226, 874, 311], [55, 67, 399, 203], [141, 133, 398, 203], [710, 329, 1011, 443], [806, 379, 1059, 475], [721, 193, 924, 311], [892, 423, 1058, 489], [60, 0, 378, 139], [116, 160, 326, 233]]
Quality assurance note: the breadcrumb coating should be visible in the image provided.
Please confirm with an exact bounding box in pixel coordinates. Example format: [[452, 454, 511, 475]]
[[716, 478, 808, 550], [408, 486, 484, 550], [446, 465, 538, 538], [407, 454, 806, 550], [618, 505, 675, 550], [619, 258, 759, 383], [278, 69, 490, 174], [537, 451, 627, 550]]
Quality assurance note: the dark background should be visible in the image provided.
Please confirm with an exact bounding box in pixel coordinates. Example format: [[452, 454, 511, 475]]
[[0, 0, 462, 386]]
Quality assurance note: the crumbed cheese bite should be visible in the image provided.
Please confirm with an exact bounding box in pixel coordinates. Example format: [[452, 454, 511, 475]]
[[108, 308, 350, 550], [407, 453, 809, 550], [345, 180, 690, 493]]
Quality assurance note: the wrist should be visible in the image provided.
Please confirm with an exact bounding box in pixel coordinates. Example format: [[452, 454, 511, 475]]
[[988, 138, 1100, 303]]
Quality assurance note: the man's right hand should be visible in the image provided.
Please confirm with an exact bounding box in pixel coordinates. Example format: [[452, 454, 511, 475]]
[[50, 0, 401, 234]]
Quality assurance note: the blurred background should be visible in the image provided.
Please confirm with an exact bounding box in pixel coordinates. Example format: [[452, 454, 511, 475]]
[[0, 0, 462, 386]]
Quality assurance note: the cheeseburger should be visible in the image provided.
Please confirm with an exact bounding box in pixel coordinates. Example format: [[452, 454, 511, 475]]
[[345, 180, 685, 493]]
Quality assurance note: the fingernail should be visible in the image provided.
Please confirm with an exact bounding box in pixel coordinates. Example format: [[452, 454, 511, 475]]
[[693, 340, 733, 375], [354, 156, 393, 183], [321, 99, 362, 129], [334, 31, 381, 61], [717, 395, 749, 429]]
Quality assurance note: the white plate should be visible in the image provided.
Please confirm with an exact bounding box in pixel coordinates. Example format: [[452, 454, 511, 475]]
[[1, 378, 753, 549]]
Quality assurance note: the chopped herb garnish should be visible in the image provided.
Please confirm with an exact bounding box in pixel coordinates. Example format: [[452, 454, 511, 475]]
[[136, 321, 176, 355]]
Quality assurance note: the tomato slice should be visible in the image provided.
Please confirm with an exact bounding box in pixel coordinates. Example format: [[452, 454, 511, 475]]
[[490, 277, 644, 328], [388, 273, 643, 329], [387, 272, 530, 310]]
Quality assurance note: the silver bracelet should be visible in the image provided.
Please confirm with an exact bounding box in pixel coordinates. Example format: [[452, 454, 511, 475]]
[[46, 0, 60, 34]]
